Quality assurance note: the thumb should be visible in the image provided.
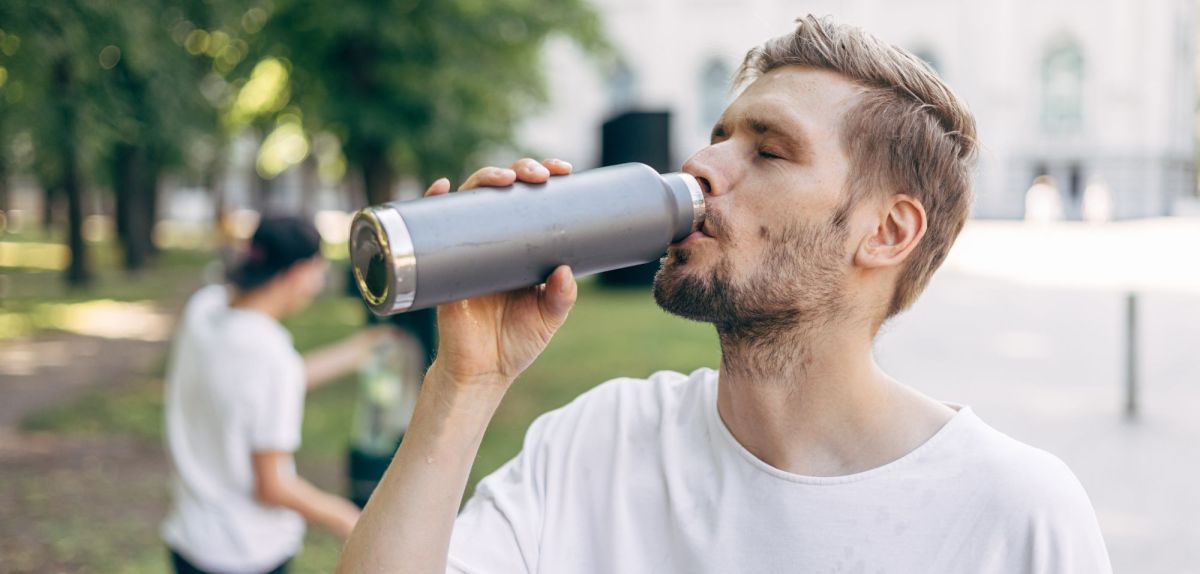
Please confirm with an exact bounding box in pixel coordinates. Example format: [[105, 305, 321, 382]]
[[538, 265, 577, 329]]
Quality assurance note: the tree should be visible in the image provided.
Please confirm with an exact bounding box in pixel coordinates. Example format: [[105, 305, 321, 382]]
[[93, 3, 223, 270], [242, 0, 607, 205], [0, 1, 227, 277], [0, 2, 105, 285]]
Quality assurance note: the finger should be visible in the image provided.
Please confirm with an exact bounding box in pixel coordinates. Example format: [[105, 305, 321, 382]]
[[542, 158, 573, 176], [511, 157, 550, 183], [538, 265, 577, 329], [459, 166, 517, 191], [423, 177, 451, 197]]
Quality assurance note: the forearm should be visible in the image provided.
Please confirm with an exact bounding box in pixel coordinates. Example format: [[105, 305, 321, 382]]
[[266, 474, 359, 534], [304, 331, 374, 389], [337, 365, 508, 574]]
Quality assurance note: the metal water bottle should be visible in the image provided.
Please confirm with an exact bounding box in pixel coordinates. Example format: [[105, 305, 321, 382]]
[[349, 162, 705, 315]]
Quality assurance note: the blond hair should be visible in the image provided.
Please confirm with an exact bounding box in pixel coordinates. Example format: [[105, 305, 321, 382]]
[[736, 15, 978, 319]]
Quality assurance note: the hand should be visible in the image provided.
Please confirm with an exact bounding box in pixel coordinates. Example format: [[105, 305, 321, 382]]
[[422, 158, 578, 389]]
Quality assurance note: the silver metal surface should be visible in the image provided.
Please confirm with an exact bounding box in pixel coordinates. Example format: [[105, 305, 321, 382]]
[[678, 173, 706, 231], [350, 206, 417, 315]]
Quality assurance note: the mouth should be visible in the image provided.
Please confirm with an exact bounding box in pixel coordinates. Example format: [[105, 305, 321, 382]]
[[671, 213, 718, 248], [674, 226, 714, 248]]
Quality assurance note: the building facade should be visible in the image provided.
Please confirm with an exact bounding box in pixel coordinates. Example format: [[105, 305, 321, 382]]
[[514, 0, 1196, 219]]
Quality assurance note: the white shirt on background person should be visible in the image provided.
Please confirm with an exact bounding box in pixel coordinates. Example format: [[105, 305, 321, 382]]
[[161, 284, 306, 573]]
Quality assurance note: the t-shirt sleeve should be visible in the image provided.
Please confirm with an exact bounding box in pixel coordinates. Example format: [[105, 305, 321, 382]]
[[1024, 457, 1113, 574], [246, 356, 306, 453], [447, 410, 560, 574]]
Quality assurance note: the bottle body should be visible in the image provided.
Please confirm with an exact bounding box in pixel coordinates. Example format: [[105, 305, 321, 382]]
[[350, 162, 704, 315]]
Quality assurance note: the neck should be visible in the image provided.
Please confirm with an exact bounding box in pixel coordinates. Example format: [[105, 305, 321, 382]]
[[715, 318, 954, 477], [229, 284, 288, 320]]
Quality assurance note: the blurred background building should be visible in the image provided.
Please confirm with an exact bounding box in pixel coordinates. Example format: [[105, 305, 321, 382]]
[[520, 0, 1197, 219], [3, 0, 1195, 234]]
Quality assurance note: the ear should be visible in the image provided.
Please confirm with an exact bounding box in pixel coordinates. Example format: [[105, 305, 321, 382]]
[[853, 194, 926, 270]]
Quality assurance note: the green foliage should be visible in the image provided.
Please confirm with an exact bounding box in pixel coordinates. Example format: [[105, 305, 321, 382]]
[[235, 0, 607, 190], [0, 1, 220, 184], [26, 277, 719, 484]]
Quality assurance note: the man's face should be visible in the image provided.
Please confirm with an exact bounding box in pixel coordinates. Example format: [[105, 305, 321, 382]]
[[654, 67, 862, 332]]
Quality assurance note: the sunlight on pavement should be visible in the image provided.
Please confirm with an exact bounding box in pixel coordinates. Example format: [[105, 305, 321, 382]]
[[0, 241, 69, 271], [0, 339, 98, 377], [49, 300, 174, 342], [946, 218, 1200, 294], [0, 300, 174, 345]]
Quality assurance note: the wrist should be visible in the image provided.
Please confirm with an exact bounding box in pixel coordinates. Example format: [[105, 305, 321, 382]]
[[416, 364, 509, 435], [425, 361, 513, 394]]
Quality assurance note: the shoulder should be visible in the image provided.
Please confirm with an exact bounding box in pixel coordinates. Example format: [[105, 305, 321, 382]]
[[953, 412, 1099, 526], [183, 284, 229, 319], [944, 412, 1112, 570], [219, 310, 294, 359], [545, 368, 712, 425], [521, 368, 715, 450]]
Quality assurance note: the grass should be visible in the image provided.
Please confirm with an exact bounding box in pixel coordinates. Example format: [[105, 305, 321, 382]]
[[23, 281, 721, 479], [6, 229, 721, 573], [1, 230, 214, 341]]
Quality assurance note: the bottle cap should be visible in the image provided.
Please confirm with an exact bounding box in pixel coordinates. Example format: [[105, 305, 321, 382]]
[[350, 206, 417, 315]]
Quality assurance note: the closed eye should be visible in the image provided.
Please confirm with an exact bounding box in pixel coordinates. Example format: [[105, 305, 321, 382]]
[[710, 125, 728, 144], [758, 149, 784, 160]]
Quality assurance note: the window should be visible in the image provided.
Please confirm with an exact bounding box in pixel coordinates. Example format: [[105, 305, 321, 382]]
[[1041, 38, 1085, 134], [699, 58, 731, 130], [608, 60, 637, 113]]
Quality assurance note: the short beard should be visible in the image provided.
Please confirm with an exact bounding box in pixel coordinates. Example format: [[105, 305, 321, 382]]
[[652, 216, 848, 367]]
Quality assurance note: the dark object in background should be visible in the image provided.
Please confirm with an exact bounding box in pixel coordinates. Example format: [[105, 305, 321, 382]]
[[344, 267, 437, 508], [598, 111, 673, 287], [344, 266, 438, 361]]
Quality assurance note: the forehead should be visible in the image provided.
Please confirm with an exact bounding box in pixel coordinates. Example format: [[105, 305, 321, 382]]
[[722, 66, 863, 142]]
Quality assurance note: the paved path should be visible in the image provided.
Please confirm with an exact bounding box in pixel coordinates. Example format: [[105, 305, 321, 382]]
[[877, 219, 1200, 573], [0, 332, 168, 430]]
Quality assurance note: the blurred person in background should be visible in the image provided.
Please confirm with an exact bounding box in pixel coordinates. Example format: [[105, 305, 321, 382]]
[[339, 15, 1110, 574], [1024, 175, 1065, 224], [162, 215, 385, 574]]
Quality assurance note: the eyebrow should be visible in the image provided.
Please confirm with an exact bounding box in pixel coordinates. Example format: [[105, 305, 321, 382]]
[[712, 114, 812, 161]]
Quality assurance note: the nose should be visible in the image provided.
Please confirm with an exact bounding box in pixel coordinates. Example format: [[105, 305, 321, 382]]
[[682, 144, 730, 198]]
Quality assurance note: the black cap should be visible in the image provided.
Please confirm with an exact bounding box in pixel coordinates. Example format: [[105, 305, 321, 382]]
[[228, 215, 322, 291]]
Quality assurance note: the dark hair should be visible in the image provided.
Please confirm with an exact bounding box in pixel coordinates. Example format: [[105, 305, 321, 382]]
[[227, 215, 323, 291]]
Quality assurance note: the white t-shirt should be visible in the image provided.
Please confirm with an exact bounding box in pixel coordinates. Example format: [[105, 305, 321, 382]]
[[449, 368, 1111, 574], [161, 285, 307, 573]]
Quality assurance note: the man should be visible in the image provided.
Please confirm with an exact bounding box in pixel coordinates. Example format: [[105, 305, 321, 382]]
[[162, 216, 380, 574], [338, 16, 1111, 573]]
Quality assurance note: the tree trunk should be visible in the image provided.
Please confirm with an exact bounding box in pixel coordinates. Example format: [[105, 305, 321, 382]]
[[301, 153, 320, 215], [142, 150, 161, 257], [251, 147, 276, 216], [63, 155, 88, 285], [42, 186, 57, 232], [113, 142, 152, 270], [0, 154, 9, 214], [207, 153, 226, 226], [53, 57, 89, 286], [360, 141, 396, 206]]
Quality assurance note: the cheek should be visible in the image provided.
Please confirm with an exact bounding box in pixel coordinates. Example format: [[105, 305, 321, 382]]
[[309, 270, 327, 294]]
